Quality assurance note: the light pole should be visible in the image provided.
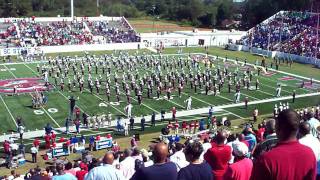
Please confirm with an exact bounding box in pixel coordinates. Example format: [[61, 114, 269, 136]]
[[70, 0, 74, 17], [96, 0, 100, 16], [152, 5, 156, 33]]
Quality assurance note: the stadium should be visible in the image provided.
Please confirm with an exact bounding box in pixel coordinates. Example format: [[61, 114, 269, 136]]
[[0, 0, 319, 179]]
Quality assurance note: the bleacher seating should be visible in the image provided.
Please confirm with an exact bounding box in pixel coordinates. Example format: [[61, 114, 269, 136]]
[[0, 17, 140, 48], [239, 11, 320, 59]]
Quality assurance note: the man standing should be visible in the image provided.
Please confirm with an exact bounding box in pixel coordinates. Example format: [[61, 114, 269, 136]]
[[251, 109, 317, 180], [276, 84, 281, 97], [151, 112, 156, 127], [172, 107, 177, 121], [292, 90, 296, 103], [131, 143, 178, 180], [17, 124, 25, 142], [30, 144, 38, 163], [141, 116, 145, 131], [185, 96, 192, 110], [223, 142, 253, 180], [130, 116, 135, 130], [170, 143, 189, 172], [177, 141, 212, 180], [299, 122, 320, 163], [204, 130, 231, 180], [244, 97, 249, 110], [253, 107, 258, 122], [125, 103, 133, 118]]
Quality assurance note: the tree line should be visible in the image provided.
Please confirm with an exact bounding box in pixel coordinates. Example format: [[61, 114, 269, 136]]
[[0, 0, 315, 30]]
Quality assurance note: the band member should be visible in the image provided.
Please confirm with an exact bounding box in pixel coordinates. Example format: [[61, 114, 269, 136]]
[[167, 88, 171, 100], [60, 79, 64, 91], [137, 90, 142, 105], [156, 86, 161, 99], [178, 83, 182, 98], [68, 79, 72, 92], [256, 79, 260, 90]]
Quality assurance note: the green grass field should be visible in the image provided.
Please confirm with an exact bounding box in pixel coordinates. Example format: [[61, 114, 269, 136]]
[[0, 47, 319, 176], [0, 50, 319, 134]]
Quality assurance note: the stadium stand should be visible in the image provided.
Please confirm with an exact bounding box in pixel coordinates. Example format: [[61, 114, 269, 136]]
[[239, 11, 320, 59], [3, 17, 140, 48]]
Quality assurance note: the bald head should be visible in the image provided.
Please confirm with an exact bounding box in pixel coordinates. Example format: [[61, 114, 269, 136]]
[[153, 143, 168, 163], [103, 152, 114, 165], [216, 130, 227, 145], [276, 109, 300, 141], [265, 119, 276, 134], [238, 134, 245, 141], [299, 122, 311, 136]]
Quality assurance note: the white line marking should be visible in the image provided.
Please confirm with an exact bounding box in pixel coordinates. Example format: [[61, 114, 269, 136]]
[[23, 63, 87, 112], [0, 95, 18, 127], [5, 64, 61, 128], [41, 107, 61, 128]]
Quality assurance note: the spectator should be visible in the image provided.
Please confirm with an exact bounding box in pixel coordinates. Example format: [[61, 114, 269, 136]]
[[299, 121, 320, 161], [200, 138, 212, 161], [18, 143, 25, 157], [45, 123, 52, 135], [224, 141, 253, 180], [243, 127, 257, 153], [52, 163, 76, 180], [76, 163, 88, 180], [33, 138, 40, 150], [251, 109, 317, 180], [131, 143, 177, 180], [85, 152, 125, 180], [119, 149, 135, 179], [237, 134, 249, 148], [140, 149, 153, 167], [30, 144, 38, 163], [252, 119, 278, 159], [170, 143, 189, 171], [177, 140, 212, 180], [64, 162, 77, 176], [204, 130, 232, 180], [306, 112, 320, 138]]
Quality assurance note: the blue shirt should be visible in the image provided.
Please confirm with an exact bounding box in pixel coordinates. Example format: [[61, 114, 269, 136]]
[[245, 133, 257, 152], [89, 136, 95, 144], [53, 173, 77, 180], [131, 162, 177, 180], [85, 164, 125, 180], [178, 163, 212, 180]]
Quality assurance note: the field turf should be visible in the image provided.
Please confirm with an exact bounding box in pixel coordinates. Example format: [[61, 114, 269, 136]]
[[0, 50, 319, 134]]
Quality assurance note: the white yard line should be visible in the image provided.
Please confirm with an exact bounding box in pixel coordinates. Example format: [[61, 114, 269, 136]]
[[0, 95, 18, 127], [3, 65, 17, 78], [23, 63, 88, 112], [24, 63, 124, 116], [5, 64, 61, 128], [168, 99, 185, 109], [85, 88, 127, 116], [41, 107, 61, 128], [257, 89, 275, 96]]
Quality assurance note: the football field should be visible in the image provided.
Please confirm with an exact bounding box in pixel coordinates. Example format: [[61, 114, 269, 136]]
[[0, 51, 319, 135]]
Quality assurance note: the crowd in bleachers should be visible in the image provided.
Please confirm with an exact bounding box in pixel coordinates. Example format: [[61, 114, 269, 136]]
[[0, 22, 18, 47], [17, 19, 93, 46], [1, 105, 320, 180], [87, 18, 140, 43], [0, 17, 140, 48], [239, 11, 320, 59]]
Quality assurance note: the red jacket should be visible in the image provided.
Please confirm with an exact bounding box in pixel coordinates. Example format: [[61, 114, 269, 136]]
[[204, 143, 232, 179]]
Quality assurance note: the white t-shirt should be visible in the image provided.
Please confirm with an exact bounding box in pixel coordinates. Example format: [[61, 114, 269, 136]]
[[169, 150, 189, 171], [299, 134, 320, 161]]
